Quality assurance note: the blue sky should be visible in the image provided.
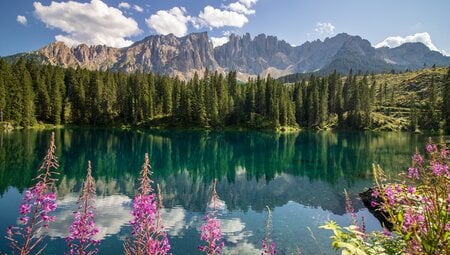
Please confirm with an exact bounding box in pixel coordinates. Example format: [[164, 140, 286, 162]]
[[1, 0, 449, 56]]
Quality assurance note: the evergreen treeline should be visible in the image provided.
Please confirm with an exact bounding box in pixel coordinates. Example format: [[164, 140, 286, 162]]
[[0, 58, 449, 131]]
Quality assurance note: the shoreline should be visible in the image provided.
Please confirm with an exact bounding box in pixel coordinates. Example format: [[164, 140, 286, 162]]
[[2, 121, 447, 135]]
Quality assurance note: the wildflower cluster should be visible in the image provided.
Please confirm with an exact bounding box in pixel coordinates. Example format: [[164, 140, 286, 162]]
[[371, 140, 449, 254], [322, 140, 449, 255], [4, 136, 175, 255], [198, 180, 224, 255], [66, 161, 99, 255], [261, 206, 276, 255], [124, 153, 170, 255], [6, 132, 59, 255]]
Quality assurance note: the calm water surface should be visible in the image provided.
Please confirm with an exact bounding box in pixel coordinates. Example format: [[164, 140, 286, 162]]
[[0, 129, 441, 254]]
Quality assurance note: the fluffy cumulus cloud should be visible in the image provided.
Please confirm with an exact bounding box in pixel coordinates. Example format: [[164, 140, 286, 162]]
[[314, 22, 335, 35], [210, 36, 229, 48], [199, 6, 248, 28], [33, 0, 141, 48], [146, 0, 258, 36], [46, 194, 132, 240], [227, 2, 255, 15], [190, 16, 208, 30], [239, 0, 258, 8], [375, 32, 447, 55], [118, 1, 130, 9], [146, 7, 189, 37], [16, 15, 27, 25]]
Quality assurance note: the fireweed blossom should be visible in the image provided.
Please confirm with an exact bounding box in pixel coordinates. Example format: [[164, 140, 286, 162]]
[[198, 180, 224, 255], [372, 141, 449, 254], [6, 132, 59, 255], [124, 153, 170, 255], [344, 190, 358, 226], [66, 161, 99, 255], [261, 206, 276, 255]]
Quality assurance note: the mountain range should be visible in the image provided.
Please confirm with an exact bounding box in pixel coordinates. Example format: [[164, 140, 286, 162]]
[[5, 32, 450, 80]]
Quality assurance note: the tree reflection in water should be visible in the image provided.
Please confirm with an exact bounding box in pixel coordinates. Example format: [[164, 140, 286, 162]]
[[0, 128, 437, 254]]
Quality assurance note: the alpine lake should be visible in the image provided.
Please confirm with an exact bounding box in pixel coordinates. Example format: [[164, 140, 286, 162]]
[[0, 128, 445, 254]]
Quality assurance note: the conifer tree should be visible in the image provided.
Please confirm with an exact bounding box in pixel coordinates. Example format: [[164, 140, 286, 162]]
[[335, 74, 344, 124], [13, 58, 35, 126], [50, 68, 65, 125], [443, 67, 450, 133], [342, 69, 353, 113], [86, 71, 103, 125], [319, 77, 328, 127], [0, 60, 7, 122], [293, 82, 303, 126]]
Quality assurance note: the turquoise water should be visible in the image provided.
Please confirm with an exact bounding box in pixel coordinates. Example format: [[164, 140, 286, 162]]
[[0, 129, 439, 254]]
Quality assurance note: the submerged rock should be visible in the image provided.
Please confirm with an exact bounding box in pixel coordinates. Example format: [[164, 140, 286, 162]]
[[359, 187, 393, 231]]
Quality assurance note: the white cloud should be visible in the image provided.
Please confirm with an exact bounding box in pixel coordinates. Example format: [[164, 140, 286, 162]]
[[222, 242, 262, 255], [220, 218, 249, 243], [314, 22, 335, 35], [133, 4, 143, 12], [223, 30, 232, 36], [190, 16, 208, 29], [16, 15, 27, 25], [227, 2, 255, 15], [118, 2, 130, 9], [161, 207, 186, 236], [239, 0, 258, 8], [146, 7, 189, 37], [46, 194, 132, 240], [210, 36, 229, 48], [375, 32, 448, 55], [34, 0, 141, 48], [199, 6, 248, 28]]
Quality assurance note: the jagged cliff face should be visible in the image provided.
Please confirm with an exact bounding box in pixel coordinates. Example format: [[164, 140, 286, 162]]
[[12, 32, 450, 79], [213, 33, 294, 76], [115, 32, 219, 78], [35, 32, 220, 80], [39, 42, 119, 71]]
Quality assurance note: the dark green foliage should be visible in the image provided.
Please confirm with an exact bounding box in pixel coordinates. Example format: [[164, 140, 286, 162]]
[[442, 68, 450, 133], [419, 75, 440, 131], [0, 59, 446, 131]]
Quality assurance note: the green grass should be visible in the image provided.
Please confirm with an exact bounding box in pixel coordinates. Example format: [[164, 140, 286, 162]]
[[372, 67, 447, 108]]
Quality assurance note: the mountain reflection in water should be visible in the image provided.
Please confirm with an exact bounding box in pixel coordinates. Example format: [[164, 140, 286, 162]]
[[0, 129, 435, 254]]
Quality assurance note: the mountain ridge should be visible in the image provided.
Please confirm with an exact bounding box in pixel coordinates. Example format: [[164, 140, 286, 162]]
[[4, 32, 450, 80]]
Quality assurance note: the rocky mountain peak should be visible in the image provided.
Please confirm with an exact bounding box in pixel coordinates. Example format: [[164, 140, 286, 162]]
[[5, 32, 449, 80]]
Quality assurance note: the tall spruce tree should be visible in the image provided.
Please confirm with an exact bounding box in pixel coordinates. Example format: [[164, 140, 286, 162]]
[[14, 59, 35, 126], [293, 81, 303, 126], [442, 68, 450, 133]]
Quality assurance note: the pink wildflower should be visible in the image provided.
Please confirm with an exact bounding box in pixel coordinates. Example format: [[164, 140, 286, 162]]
[[199, 180, 224, 255], [430, 161, 448, 176], [66, 161, 99, 255], [384, 186, 396, 206], [6, 132, 59, 255], [371, 189, 379, 198], [125, 154, 170, 255], [344, 190, 357, 226], [441, 149, 449, 158], [262, 240, 276, 255], [261, 206, 276, 255], [199, 213, 223, 254], [407, 167, 419, 179], [426, 143, 437, 153], [407, 186, 416, 194], [412, 152, 424, 165]]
